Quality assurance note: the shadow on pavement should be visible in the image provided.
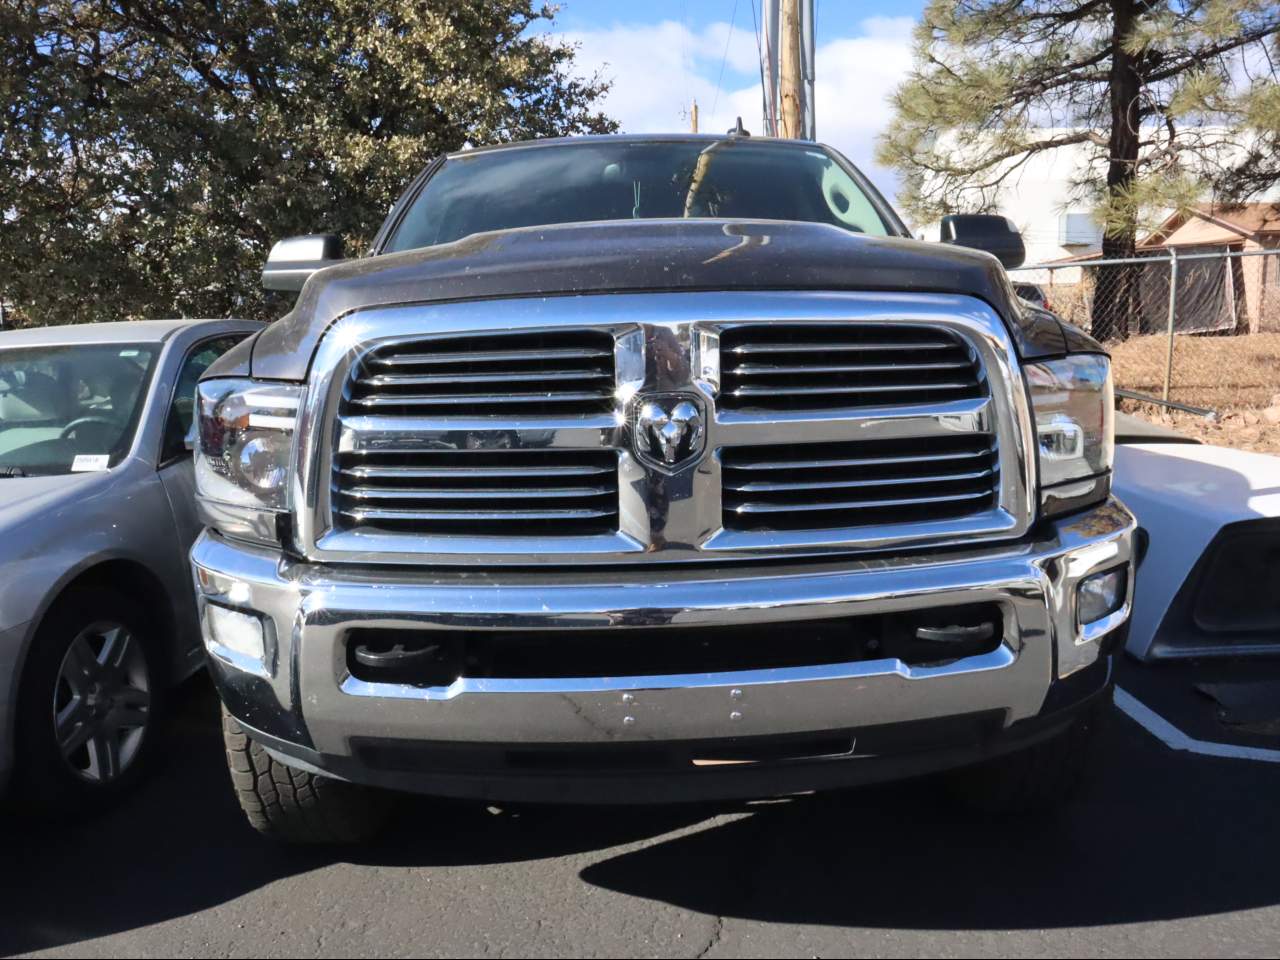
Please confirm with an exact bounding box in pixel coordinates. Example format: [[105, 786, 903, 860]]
[[581, 707, 1280, 929], [0, 677, 705, 956], [4, 677, 1280, 954]]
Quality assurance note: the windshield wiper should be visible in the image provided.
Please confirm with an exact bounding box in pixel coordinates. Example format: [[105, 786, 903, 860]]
[[0, 466, 28, 478]]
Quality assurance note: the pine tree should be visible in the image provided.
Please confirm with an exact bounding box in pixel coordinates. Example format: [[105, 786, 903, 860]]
[[0, 1, 616, 326], [876, 0, 1280, 339]]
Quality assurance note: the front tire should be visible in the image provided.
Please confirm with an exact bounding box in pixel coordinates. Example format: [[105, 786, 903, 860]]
[[222, 708, 392, 844], [14, 588, 163, 814], [948, 689, 1110, 815]]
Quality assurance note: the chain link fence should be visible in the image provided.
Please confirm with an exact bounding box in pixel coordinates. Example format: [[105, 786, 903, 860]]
[[1010, 247, 1280, 414]]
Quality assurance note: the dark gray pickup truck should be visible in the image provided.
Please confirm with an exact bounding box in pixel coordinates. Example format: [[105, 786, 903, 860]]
[[191, 134, 1135, 843]]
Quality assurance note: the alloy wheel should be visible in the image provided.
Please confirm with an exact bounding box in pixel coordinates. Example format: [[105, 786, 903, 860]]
[[51, 622, 151, 784]]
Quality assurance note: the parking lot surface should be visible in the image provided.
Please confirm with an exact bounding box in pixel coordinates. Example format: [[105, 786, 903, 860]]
[[5, 661, 1280, 959]]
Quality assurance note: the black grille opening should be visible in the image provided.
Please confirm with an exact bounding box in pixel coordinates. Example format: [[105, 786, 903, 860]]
[[722, 434, 999, 532], [719, 323, 985, 411], [333, 448, 619, 536], [351, 713, 1008, 776], [347, 329, 616, 417], [344, 603, 1005, 687]]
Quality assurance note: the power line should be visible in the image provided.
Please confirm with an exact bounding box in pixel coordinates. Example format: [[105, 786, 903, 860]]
[[681, 0, 691, 126], [749, 0, 765, 131], [711, 0, 741, 120]]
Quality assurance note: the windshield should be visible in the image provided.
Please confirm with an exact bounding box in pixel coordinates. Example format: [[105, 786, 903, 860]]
[[0, 343, 158, 476], [386, 139, 895, 253]]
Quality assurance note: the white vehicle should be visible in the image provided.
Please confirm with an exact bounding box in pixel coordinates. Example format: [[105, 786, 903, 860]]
[[1113, 414, 1280, 660]]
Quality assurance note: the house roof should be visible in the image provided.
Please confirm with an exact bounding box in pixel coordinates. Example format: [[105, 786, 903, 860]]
[[1139, 203, 1280, 249]]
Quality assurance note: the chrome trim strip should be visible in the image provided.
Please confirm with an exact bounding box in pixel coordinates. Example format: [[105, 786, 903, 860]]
[[292, 291, 1035, 566], [348, 390, 611, 408], [362, 370, 613, 387], [729, 381, 977, 397], [344, 484, 614, 500], [340, 463, 613, 479], [371, 346, 612, 366], [724, 467, 995, 493], [724, 447, 988, 471], [728, 488, 993, 515], [724, 339, 955, 353]]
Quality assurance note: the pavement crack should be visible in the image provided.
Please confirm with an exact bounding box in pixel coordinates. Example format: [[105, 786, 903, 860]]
[[695, 913, 724, 959]]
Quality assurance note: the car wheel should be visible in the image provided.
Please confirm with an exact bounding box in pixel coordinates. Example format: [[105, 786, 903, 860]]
[[14, 588, 164, 814], [946, 688, 1110, 815], [223, 707, 392, 844]]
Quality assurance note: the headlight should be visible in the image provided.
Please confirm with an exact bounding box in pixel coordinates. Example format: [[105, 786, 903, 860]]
[[194, 379, 303, 544], [1026, 355, 1113, 517]]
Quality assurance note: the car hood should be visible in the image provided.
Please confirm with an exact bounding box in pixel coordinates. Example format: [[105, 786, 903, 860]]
[[247, 218, 1074, 381]]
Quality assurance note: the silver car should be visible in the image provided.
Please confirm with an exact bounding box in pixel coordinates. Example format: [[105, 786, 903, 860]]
[[0, 318, 261, 810]]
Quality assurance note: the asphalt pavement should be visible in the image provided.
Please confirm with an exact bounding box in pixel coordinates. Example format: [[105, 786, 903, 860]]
[[4, 660, 1280, 959]]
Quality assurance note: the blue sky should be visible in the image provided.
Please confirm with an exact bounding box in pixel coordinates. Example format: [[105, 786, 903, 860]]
[[539, 1, 929, 198]]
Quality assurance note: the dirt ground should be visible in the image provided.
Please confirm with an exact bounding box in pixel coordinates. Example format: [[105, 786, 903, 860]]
[[1121, 399, 1280, 453]]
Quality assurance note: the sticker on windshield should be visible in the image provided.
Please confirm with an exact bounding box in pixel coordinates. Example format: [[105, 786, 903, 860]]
[[71, 454, 110, 473]]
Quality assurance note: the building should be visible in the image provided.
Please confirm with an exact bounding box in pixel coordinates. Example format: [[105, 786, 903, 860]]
[[1137, 203, 1280, 334], [916, 133, 1105, 267]]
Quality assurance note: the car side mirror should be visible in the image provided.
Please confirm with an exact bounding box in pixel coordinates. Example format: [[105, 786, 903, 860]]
[[261, 234, 346, 292], [939, 214, 1026, 269]]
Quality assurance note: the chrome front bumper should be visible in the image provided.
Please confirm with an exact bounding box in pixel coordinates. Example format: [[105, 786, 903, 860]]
[[192, 500, 1135, 797]]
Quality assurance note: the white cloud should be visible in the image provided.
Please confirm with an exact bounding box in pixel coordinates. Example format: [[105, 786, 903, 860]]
[[811, 18, 916, 190], [561, 16, 915, 199], [561, 20, 759, 136]]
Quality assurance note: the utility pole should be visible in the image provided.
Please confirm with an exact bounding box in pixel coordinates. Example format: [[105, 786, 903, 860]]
[[760, 0, 814, 139], [778, 0, 804, 139], [690, 99, 699, 133]]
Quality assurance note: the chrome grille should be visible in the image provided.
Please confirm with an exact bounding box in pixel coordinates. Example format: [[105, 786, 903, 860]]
[[718, 324, 985, 411], [333, 449, 620, 536], [300, 292, 1034, 565], [722, 435, 999, 531], [348, 329, 616, 416]]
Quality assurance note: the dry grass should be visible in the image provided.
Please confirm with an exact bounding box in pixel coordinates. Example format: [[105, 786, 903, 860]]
[[1109, 331, 1280, 452], [1109, 331, 1280, 411]]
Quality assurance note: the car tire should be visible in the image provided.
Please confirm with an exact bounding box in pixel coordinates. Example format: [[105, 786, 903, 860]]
[[14, 587, 165, 815], [948, 688, 1110, 815], [222, 707, 392, 844]]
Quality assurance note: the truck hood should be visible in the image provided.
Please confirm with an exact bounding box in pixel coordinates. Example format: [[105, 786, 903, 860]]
[[249, 218, 1071, 381]]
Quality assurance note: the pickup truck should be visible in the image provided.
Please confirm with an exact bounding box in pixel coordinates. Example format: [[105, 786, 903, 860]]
[[191, 133, 1135, 843]]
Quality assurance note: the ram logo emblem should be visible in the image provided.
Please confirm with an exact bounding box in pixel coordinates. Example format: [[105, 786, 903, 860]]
[[633, 394, 706, 471]]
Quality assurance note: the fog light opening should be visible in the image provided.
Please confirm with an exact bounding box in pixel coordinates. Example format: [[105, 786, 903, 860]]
[[1077, 567, 1127, 627], [203, 602, 268, 671]]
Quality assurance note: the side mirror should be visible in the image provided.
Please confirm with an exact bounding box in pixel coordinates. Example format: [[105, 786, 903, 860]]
[[261, 234, 346, 292], [939, 214, 1025, 269]]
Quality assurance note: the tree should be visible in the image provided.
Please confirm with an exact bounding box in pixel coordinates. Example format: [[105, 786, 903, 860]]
[[876, 0, 1280, 339], [0, 1, 616, 326]]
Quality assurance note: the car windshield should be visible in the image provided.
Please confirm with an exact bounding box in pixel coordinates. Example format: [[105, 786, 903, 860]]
[[386, 139, 895, 252], [0, 343, 158, 476]]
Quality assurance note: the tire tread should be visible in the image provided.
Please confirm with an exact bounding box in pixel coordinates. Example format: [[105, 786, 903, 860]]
[[950, 690, 1110, 815], [221, 707, 389, 844]]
